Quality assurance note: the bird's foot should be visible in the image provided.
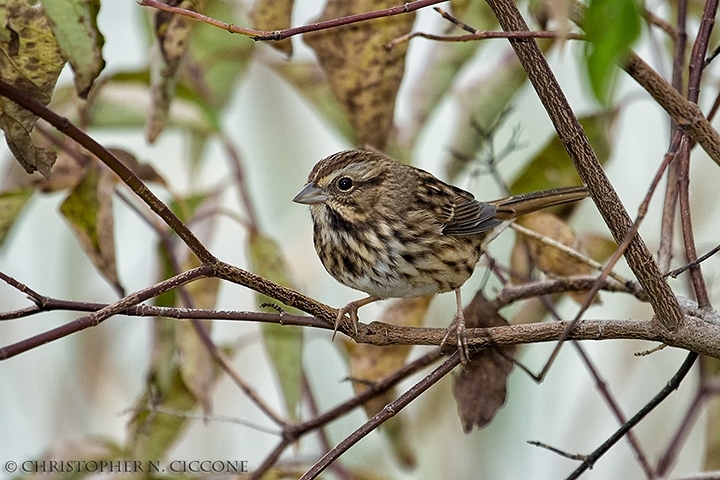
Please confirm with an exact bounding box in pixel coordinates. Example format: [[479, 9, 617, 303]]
[[332, 295, 381, 341], [441, 310, 470, 364], [333, 303, 360, 341]]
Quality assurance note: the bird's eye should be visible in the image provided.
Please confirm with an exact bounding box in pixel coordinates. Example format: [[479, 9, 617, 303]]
[[337, 177, 353, 191]]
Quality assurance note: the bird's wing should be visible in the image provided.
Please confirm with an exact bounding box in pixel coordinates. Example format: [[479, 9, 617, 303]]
[[441, 187, 501, 235]]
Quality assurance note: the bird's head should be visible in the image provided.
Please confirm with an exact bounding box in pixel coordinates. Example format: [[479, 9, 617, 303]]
[[293, 150, 394, 224]]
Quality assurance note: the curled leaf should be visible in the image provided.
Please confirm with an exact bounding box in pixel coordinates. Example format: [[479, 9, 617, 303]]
[[513, 212, 598, 305], [453, 291, 514, 433], [146, 0, 204, 142], [40, 0, 105, 98]]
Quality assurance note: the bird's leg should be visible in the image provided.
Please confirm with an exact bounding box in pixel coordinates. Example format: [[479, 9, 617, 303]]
[[333, 295, 381, 340], [441, 289, 470, 364]]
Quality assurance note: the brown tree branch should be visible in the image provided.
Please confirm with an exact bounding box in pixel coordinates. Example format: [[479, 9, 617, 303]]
[[0, 265, 214, 360], [137, 0, 445, 41], [484, 0, 685, 334]]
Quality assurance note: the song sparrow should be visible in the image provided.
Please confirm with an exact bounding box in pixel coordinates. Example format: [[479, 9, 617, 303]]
[[293, 149, 588, 362]]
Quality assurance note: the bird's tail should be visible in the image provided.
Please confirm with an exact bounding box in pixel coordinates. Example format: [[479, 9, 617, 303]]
[[491, 186, 589, 220]]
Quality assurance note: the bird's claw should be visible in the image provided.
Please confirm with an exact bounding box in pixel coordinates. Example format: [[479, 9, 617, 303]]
[[332, 303, 359, 341], [441, 310, 470, 364]]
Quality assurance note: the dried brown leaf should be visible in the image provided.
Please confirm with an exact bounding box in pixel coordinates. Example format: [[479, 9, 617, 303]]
[[303, 1, 415, 150], [146, 0, 204, 143], [453, 291, 514, 433], [516, 212, 590, 277], [514, 212, 598, 305], [107, 147, 168, 186]]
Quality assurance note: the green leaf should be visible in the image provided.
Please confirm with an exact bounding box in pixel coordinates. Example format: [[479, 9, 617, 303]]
[[584, 0, 642, 103], [59, 165, 123, 295], [127, 338, 200, 461], [186, 0, 254, 109], [40, 0, 106, 98], [510, 110, 618, 194], [0, 188, 33, 246], [0, 0, 65, 178], [247, 231, 303, 421]]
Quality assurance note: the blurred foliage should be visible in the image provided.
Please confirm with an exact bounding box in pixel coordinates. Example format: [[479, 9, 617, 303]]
[[0, 0, 714, 478]]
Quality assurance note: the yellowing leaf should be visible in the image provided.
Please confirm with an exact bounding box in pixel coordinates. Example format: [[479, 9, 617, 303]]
[[176, 320, 215, 415], [304, 1, 415, 150], [248, 231, 303, 421], [0, 188, 33, 246], [0, 0, 65, 178], [346, 296, 431, 469], [251, 0, 294, 55], [516, 212, 589, 277], [705, 396, 720, 470], [59, 164, 123, 295], [128, 362, 201, 460], [579, 231, 618, 263], [40, 0, 105, 98]]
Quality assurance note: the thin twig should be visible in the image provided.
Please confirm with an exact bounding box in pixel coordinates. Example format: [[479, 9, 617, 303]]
[[251, 350, 443, 479], [527, 441, 588, 461], [491, 275, 645, 309], [509, 222, 637, 289], [138, 0, 444, 41], [299, 352, 460, 479], [667, 244, 720, 278], [486, 0, 684, 335], [0, 266, 214, 360], [0, 79, 215, 264], [566, 352, 698, 479]]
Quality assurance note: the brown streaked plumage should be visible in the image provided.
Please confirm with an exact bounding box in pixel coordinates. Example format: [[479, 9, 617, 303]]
[[293, 149, 588, 362]]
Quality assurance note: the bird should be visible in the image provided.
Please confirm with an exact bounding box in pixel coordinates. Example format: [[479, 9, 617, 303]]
[[293, 149, 588, 362]]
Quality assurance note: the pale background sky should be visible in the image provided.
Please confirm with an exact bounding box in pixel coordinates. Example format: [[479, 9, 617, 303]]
[[0, 1, 718, 479]]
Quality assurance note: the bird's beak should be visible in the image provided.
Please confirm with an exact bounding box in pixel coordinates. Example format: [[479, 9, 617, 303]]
[[293, 182, 328, 205]]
